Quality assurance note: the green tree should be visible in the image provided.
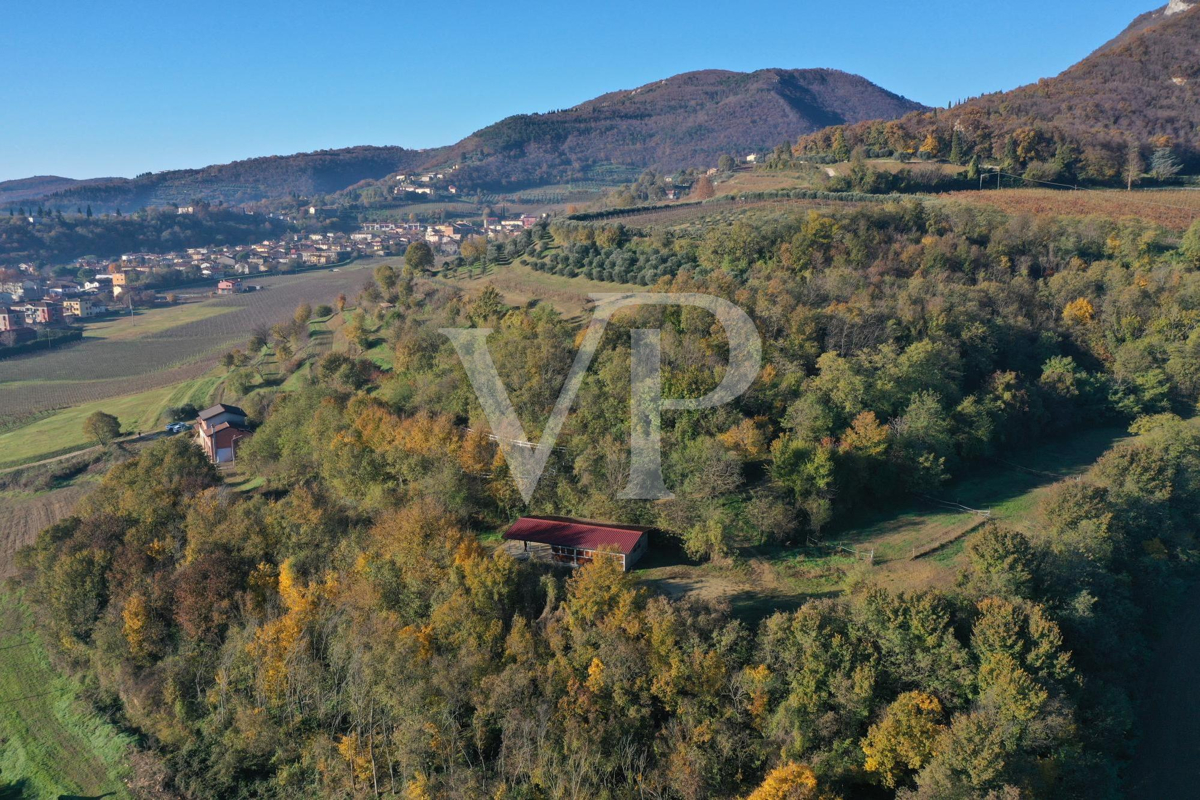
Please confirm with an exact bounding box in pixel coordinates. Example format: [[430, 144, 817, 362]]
[[949, 129, 965, 165], [1180, 218, 1200, 267], [374, 263, 398, 293], [83, 411, 121, 445], [1149, 147, 1182, 181], [404, 240, 434, 274]]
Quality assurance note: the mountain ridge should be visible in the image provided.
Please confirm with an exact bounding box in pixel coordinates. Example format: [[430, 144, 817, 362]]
[[2, 67, 922, 209]]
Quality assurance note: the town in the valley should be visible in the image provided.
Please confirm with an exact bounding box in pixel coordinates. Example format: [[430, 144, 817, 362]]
[[0, 196, 542, 348]]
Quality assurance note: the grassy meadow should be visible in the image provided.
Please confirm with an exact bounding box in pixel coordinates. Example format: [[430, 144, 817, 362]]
[[0, 591, 134, 799]]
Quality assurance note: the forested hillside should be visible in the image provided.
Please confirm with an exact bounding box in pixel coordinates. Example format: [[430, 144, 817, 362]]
[[17, 195, 1200, 797], [2, 146, 432, 212], [437, 69, 924, 189], [798, 3, 1200, 183], [0, 207, 291, 267]]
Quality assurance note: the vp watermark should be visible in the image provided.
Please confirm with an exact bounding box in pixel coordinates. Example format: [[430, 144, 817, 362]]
[[442, 293, 761, 502]]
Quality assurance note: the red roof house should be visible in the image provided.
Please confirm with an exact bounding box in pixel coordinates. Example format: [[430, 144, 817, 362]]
[[503, 516, 653, 571], [196, 403, 251, 463]]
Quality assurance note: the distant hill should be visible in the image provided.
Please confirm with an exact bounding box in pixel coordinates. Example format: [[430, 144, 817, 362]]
[[798, 3, 1200, 182], [0, 175, 119, 205], [434, 68, 926, 189], [5, 68, 922, 209], [2, 146, 433, 211]]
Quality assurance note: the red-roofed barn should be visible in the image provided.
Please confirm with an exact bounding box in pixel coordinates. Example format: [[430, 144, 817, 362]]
[[503, 516, 653, 571]]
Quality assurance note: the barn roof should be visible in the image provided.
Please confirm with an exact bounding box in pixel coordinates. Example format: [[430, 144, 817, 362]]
[[503, 516, 652, 555], [198, 403, 247, 421]]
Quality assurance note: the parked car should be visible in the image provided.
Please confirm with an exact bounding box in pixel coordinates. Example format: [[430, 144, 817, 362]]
[[165, 422, 191, 434]]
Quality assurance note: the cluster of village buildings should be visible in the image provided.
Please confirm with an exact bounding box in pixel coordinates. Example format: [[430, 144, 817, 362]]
[[0, 212, 543, 347]]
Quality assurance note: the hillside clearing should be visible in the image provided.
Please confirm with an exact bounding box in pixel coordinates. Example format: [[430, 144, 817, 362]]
[[638, 425, 1132, 617]]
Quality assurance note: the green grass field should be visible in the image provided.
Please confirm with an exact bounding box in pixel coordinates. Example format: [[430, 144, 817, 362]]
[[83, 302, 235, 341], [0, 591, 133, 799], [0, 368, 228, 469]]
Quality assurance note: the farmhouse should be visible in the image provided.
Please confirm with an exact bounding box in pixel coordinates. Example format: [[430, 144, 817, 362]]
[[196, 403, 252, 464], [217, 279, 244, 295], [502, 516, 653, 571]]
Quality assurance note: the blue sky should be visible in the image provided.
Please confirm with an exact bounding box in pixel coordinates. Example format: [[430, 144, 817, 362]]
[[1, 1, 1160, 181]]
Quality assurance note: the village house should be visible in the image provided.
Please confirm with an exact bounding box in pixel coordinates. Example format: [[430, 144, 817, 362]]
[[111, 271, 130, 297], [196, 404, 252, 464], [22, 300, 64, 326], [62, 297, 105, 318], [217, 279, 244, 295], [0, 306, 22, 332], [502, 516, 653, 572]]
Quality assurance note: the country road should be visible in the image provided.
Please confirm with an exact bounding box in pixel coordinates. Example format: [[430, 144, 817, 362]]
[[0, 429, 171, 475]]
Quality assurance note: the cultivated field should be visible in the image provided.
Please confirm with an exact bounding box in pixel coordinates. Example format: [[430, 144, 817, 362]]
[[594, 197, 868, 232], [0, 483, 94, 576], [0, 259, 388, 422], [941, 187, 1200, 230]]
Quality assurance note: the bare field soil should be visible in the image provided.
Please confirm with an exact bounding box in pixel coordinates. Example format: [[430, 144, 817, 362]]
[[0, 484, 92, 577]]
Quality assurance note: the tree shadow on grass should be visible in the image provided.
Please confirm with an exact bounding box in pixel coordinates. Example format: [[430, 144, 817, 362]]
[[0, 779, 27, 800]]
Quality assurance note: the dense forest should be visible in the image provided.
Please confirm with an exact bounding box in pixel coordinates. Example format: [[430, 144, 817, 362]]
[[18, 193, 1200, 797], [796, 5, 1200, 186], [437, 69, 924, 190], [0, 207, 291, 267]]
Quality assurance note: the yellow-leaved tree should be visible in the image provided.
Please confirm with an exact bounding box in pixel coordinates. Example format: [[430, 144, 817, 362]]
[[861, 691, 947, 788], [746, 762, 833, 800], [1062, 297, 1095, 326]]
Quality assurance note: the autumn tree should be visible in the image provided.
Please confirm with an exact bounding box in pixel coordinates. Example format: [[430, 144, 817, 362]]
[[293, 301, 312, 326], [83, 411, 121, 445], [691, 175, 715, 200], [861, 691, 947, 788], [459, 235, 487, 264], [1124, 140, 1143, 191], [746, 762, 826, 800]]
